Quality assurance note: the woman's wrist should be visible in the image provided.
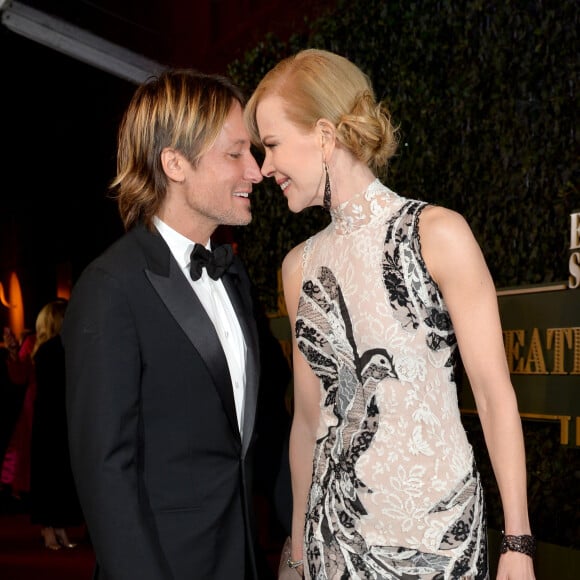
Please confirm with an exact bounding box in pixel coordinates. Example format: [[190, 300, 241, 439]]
[[287, 556, 303, 568], [287, 555, 304, 577]]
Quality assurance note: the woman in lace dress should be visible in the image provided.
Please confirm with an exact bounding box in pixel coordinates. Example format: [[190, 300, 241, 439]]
[[244, 49, 535, 579]]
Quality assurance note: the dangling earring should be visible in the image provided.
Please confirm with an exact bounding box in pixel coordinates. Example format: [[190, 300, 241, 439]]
[[323, 161, 331, 211]]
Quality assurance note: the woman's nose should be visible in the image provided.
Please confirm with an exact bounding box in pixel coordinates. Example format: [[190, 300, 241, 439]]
[[261, 152, 274, 177]]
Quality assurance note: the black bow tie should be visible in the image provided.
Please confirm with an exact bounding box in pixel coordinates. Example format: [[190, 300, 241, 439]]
[[189, 243, 234, 281]]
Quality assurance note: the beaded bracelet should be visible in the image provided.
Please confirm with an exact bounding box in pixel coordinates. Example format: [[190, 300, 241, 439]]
[[500, 533, 536, 558], [287, 557, 304, 569]]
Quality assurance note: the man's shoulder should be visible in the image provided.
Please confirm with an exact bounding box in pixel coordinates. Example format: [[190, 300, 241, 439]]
[[73, 227, 151, 289], [91, 224, 155, 267]]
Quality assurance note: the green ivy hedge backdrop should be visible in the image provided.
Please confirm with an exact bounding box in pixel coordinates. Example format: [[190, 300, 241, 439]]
[[227, 0, 577, 313], [226, 0, 579, 558]]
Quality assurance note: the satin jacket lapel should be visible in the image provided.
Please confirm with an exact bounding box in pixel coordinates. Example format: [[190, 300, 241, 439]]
[[222, 264, 259, 456], [133, 225, 241, 442]]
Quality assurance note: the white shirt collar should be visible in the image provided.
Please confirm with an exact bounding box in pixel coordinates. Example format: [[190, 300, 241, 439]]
[[153, 215, 209, 271]]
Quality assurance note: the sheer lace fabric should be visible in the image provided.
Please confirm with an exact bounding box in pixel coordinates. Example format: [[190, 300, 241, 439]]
[[296, 180, 488, 579]]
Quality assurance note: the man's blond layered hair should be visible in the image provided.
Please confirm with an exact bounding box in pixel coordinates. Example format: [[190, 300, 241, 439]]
[[112, 69, 245, 230]]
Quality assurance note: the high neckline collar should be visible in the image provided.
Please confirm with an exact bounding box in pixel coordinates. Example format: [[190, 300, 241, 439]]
[[329, 179, 393, 234]]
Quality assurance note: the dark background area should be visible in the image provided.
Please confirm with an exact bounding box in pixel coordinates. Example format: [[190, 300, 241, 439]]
[[1, 25, 131, 302], [0, 0, 337, 328]]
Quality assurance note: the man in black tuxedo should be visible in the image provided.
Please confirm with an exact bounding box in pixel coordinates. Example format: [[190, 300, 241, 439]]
[[63, 70, 264, 579]]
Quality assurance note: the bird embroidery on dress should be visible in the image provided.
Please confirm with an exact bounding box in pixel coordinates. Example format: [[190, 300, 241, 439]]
[[296, 266, 398, 578]]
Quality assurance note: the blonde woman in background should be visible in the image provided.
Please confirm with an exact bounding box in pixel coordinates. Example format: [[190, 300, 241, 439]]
[[29, 299, 84, 550]]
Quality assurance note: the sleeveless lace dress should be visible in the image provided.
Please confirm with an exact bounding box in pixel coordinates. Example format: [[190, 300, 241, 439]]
[[296, 179, 489, 579]]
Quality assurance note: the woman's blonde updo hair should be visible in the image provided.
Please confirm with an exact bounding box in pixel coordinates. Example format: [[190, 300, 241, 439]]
[[245, 49, 398, 175]]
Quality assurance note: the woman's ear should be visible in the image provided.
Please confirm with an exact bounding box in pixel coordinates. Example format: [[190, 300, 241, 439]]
[[160, 147, 186, 183], [316, 118, 336, 153]]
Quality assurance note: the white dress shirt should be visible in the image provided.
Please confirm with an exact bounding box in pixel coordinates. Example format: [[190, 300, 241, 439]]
[[153, 217, 247, 436]]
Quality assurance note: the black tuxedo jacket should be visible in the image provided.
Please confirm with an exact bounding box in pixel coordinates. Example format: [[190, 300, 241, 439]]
[[63, 223, 261, 580]]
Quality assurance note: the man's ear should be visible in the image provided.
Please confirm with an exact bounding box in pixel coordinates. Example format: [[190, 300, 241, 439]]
[[160, 147, 186, 183]]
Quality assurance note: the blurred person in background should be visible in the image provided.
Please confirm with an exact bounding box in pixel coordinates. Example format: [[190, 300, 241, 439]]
[[29, 299, 84, 550], [0, 326, 36, 505]]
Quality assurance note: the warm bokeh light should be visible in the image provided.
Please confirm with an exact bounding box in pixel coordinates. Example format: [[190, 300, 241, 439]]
[[1, 272, 25, 339], [57, 262, 72, 300], [0, 282, 10, 308]]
